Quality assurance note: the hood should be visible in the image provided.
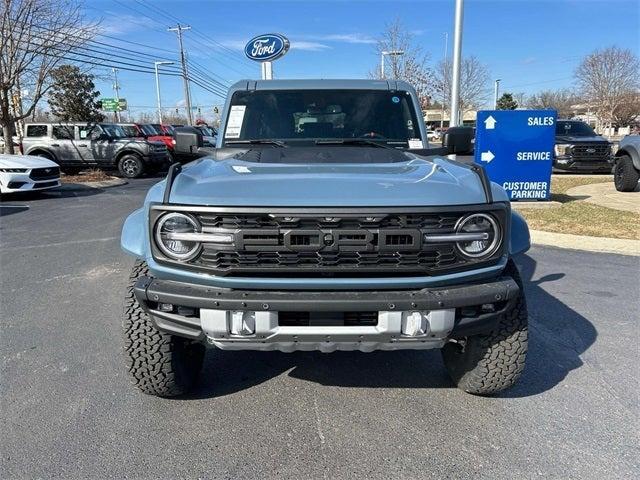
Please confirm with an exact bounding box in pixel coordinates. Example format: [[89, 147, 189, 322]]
[[166, 149, 489, 207], [556, 134, 609, 144], [0, 153, 57, 169]]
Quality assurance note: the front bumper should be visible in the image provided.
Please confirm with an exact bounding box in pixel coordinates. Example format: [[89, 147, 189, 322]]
[[554, 156, 613, 172], [134, 275, 520, 352], [0, 172, 60, 193]]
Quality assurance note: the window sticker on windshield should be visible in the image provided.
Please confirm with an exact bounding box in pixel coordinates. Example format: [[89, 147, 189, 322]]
[[225, 105, 246, 138], [408, 138, 423, 149], [391, 96, 400, 103]]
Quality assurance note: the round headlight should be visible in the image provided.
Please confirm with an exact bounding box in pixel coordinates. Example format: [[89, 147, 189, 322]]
[[455, 213, 500, 258], [155, 212, 201, 260]]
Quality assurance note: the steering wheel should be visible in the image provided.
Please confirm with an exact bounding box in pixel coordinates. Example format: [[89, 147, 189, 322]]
[[358, 131, 385, 139]]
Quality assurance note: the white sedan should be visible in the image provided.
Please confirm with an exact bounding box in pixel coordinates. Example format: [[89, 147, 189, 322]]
[[0, 154, 61, 194]]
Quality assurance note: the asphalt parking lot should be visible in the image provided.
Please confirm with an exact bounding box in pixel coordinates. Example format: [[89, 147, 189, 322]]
[[1, 179, 638, 479]]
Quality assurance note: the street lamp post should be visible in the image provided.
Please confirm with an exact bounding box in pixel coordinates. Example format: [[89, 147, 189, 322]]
[[154, 61, 174, 124], [441, 32, 448, 130], [449, 0, 464, 127], [493, 79, 501, 109], [380, 50, 405, 79]]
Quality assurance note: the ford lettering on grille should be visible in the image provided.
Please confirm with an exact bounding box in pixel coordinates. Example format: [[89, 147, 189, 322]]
[[236, 228, 422, 253]]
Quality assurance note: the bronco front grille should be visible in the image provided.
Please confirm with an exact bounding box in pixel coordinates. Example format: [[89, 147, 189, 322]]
[[150, 206, 507, 277]]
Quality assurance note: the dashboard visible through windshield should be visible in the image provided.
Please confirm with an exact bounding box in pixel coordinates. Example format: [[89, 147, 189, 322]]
[[223, 89, 423, 147]]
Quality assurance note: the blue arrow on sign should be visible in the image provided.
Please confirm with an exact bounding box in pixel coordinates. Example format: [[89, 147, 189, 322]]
[[474, 110, 557, 201]]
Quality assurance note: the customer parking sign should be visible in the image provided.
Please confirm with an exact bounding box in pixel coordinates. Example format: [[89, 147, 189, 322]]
[[474, 110, 556, 200]]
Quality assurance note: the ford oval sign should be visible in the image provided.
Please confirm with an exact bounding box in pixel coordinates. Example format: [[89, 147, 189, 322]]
[[245, 33, 290, 62]]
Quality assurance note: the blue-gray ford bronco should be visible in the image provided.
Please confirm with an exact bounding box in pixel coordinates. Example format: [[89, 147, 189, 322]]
[[121, 79, 531, 397]]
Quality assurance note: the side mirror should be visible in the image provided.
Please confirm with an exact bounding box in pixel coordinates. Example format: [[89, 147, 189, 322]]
[[442, 126, 474, 154], [174, 126, 204, 154]]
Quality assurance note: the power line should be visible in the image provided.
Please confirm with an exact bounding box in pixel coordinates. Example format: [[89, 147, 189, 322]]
[[132, 0, 256, 74]]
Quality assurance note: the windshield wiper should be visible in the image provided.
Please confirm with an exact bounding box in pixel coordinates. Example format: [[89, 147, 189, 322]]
[[314, 139, 396, 150], [225, 139, 287, 148]]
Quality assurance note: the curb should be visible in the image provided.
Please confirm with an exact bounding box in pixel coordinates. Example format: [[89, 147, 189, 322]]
[[530, 229, 640, 256], [60, 178, 128, 190]]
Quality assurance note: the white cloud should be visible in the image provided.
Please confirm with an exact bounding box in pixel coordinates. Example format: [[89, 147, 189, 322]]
[[314, 33, 376, 44], [521, 56, 537, 65], [100, 13, 153, 35], [290, 41, 331, 51]]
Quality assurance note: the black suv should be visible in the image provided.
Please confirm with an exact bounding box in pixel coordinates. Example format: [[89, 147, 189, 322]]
[[553, 120, 612, 173]]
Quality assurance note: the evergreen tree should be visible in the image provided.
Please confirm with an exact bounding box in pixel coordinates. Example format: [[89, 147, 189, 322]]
[[48, 65, 104, 121], [496, 92, 518, 110]]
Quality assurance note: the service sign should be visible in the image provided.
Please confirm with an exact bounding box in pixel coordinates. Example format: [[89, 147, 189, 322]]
[[244, 33, 290, 62], [474, 110, 557, 201]]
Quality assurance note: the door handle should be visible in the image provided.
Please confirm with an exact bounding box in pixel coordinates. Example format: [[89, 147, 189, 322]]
[[78, 144, 88, 147], [50, 143, 60, 147]]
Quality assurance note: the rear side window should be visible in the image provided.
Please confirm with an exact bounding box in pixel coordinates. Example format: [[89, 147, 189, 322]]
[[52, 126, 75, 140], [26, 125, 47, 137]]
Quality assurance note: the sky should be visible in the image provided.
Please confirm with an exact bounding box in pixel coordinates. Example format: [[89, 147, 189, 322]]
[[85, 0, 640, 118]]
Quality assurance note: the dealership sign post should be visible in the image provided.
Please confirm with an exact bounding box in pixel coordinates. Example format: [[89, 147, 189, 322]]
[[244, 33, 290, 80], [474, 110, 557, 201]]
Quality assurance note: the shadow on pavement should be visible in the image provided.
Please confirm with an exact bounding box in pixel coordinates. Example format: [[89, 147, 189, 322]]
[[186, 253, 597, 400]]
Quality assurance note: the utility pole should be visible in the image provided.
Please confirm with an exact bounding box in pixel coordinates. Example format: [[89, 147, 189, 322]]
[[112, 68, 121, 122], [380, 50, 404, 79], [493, 79, 501, 109], [441, 32, 448, 130], [449, 0, 464, 127], [168, 24, 193, 125], [154, 61, 174, 124]]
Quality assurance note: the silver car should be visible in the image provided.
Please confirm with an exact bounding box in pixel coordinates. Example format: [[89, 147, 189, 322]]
[[20, 123, 169, 178]]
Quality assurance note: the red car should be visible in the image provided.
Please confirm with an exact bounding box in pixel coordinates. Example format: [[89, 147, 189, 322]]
[[118, 123, 176, 159]]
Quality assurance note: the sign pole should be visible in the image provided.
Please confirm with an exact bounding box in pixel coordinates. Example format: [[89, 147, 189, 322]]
[[261, 61, 273, 80]]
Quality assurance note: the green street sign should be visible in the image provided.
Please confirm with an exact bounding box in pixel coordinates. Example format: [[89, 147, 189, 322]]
[[101, 98, 127, 111]]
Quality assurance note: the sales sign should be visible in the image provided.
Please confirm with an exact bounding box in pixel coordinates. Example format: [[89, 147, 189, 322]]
[[474, 110, 557, 200]]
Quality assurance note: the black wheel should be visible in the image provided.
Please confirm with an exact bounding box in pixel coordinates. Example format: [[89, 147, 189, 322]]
[[122, 260, 205, 397], [614, 155, 640, 192], [442, 260, 528, 395], [118, 154, 145, 178]]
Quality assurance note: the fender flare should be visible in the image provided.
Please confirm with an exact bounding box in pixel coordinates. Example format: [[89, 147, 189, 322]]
[[25, 147, 58, 161], [121, 207, 148, 258], [615, 145, 640, 170], [509, 210, 531, 255]]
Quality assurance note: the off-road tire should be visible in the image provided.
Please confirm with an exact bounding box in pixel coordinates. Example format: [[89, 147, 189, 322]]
[[118, 153, 145, 178], [614, 155, 640, 192], [441, 261, 528, 395], [122, 260, 205, 397]]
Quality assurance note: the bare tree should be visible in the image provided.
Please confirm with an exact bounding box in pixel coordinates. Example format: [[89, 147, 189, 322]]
[[526, 88, 580, 118], [371, 19, 433, 108], [575, 46, 639, 128], [612, 90, 640, 127], [433, 56, 491, 115], [0, 0, 95, 153]]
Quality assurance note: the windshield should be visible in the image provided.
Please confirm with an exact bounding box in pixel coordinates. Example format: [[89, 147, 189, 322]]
[[120, 125, 139, 137], [140, 124, 160, 136], [556, 121, 596, 137], [223, 89, 423, 147], [101, 124, 127, 138], [197, 125, 216, 136]]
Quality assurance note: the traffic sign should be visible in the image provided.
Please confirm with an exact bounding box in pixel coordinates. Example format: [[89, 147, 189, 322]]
[[100, 98, 127, 111], [474, 110, 556, 201]]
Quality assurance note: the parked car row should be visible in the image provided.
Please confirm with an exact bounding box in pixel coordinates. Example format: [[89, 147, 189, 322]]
[[18, 122, 169, 178]]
